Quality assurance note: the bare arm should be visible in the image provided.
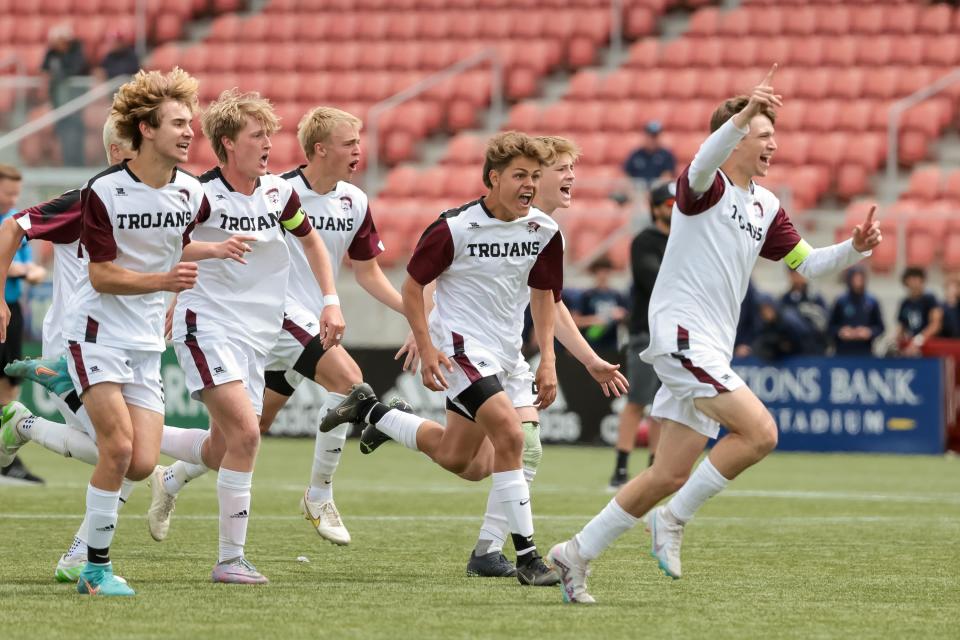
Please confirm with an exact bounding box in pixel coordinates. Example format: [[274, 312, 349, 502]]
[[555, 300, 628, 398], [0, 218, 26, 342], [88, 260, 197, 295], [529, 287, 558, 409], [402, 275, 452, 391], [296, 229, 345, 349], [181, 234, 256, 264]]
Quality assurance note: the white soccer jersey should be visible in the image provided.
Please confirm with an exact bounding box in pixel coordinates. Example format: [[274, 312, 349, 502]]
[[280, 168, 383, 315], [643, 119, 802, 362], [407, 199, 564, 370], [64, 161, 210, 352], [13, 189, 84, 358], [171, 168, 312, 354]]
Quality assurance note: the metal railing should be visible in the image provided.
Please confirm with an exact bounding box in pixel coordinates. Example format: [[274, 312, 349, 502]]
[[885, 67, 960, 201], [365, 48, 503, 195]]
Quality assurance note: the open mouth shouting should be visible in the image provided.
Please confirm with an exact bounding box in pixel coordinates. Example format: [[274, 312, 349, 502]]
[[559, 182, 573, 203], [348, 159, 360, 172], [759, 153, 772, 171], [518, 191, 534, 208]]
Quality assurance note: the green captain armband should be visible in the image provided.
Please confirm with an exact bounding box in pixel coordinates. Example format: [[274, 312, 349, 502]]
[[784, 239, 813, 270], [281, 208, 307, 231]]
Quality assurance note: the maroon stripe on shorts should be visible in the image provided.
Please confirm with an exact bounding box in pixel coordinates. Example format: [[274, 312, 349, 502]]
[[184, 334, 214, 388], [672, 353, 729, 394], [282, 315, 314, 347], [85, 316, 99, 343], [451, 332, 481, 383], [67, 341, 89, 390]]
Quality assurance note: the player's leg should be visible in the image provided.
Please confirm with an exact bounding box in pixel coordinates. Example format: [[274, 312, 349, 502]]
[[611, 400, 642, 489]]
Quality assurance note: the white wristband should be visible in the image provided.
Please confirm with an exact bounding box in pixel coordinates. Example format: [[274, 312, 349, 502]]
[[323, 294, 340, 307]]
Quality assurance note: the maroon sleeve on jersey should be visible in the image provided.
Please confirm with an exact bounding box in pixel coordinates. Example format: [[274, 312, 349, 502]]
[[407, 219, 454, 285], [347, 205, 384, 261], [280, 190, 313, 237], [14, 189, 82, 243], [528, 230, 564, 301], [760, 207, 802, 261], [81, 187, 118, 262], [182, 194, 212, 247], [675, 165, 726, 216]]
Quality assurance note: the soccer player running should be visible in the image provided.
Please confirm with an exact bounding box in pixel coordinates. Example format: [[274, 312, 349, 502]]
[[320, 132, 564, 585], [148, 106, 411, 547], [546, 66, 883, 604], [0, 117, 142, 583], [53, 68, 242, 596], [449, 135, 628, 579], [158, 90, 344, 584]]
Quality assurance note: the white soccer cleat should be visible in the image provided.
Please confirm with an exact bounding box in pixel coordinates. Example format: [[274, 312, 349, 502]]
[[546, 538, 596, 604], [0, 401, 32, 468], [301, 490, 351, 546], [146, 465, 177, 542], [649, 505, 684, 579], [55, 552, 86, 583]]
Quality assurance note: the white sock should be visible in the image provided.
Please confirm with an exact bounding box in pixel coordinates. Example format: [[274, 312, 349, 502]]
[[492, 469, 534, 543], [307, 393, 347, 503], [373, 408, 423, 451], [71, 478, 134, 555], [217, 467, 252, 563], [65, 534, 86, 558], [476, 487, 508, 555], [16, 416, 100, 465], [118, 478, 135, 508], [575, 498, 639, 561], [160, 426, 209, 465], [85, 484, 120, 563], [667, 456, 729, 523], [163, 460, 209, 495]]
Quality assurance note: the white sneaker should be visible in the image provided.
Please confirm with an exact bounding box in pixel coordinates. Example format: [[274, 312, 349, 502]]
[[146, 465, 177, 542], [546, 538, 596, 604], [301, 490, 351, 545], [0, 401, 32, 468], [55, 552, 86, 583], [649, 505, 684, 579]]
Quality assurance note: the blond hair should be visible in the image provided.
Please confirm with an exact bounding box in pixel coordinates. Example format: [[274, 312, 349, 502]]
[[0, 164, 22, 182], [536, 135, 580, 164], [102, 114, 132, 163], [201, 88, 279, 163], [297, 106, 362, 160], [111, 67, 199, 151], [481, 131, 552, 189]]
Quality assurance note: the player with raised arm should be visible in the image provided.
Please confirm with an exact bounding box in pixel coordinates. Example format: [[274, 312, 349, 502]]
[[319, 132, 564, 585], [154, 89, 343, 584], [146, 106, 413, 546], [546, 66, 883, 604]]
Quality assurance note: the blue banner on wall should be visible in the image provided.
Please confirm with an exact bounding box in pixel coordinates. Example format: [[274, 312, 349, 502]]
[[732, 356, 946, 454]]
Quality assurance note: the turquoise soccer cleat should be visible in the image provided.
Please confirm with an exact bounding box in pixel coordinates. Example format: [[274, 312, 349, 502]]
[[76, 563, 135, 596], [4, 355, 75, 397]]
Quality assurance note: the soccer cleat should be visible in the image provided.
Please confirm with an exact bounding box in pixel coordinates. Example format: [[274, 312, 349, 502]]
[[359, 395, 412, 455], [211, 556, 269, 584], [0, 402, 32, 468], [516, 551, 561, 586], [146, 465, 177, 542], [55, 553, 86, 583], [546, 539, 596, 604], [466, 550, 517, 578], [301, 490, 351, 545], [607, 470, 628, 493], [4, 355, 74, 396], [649, 505, 684, 579], [77, 563, 135, 596], [319, 382, 377, 433]]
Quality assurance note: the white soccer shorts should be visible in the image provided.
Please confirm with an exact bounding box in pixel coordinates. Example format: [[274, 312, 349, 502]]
[[173, 335, 267, 415], [649, 349, 745, 439], [445, 347, 537, 416], [65, 341, 165, 415]]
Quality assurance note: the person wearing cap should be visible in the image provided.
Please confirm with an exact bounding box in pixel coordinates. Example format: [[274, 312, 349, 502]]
[[623, 121, 677, 189], [608, 180, 674, 490]]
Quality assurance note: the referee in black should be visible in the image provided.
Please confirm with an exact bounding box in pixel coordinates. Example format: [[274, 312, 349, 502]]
[[609, 181, 673, 490]]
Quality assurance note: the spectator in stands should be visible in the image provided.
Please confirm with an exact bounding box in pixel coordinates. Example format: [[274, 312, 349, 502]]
[[96, 30, 140, 81], [896, 266, 942, 356], [41, 23, 88, 166], [753, 295, 816, 361], [623, 121, 676, 190], [0, 164, 45, 484], [940, 274, 960, 338], [571, 255, 628, 353], [829, 266, 885, 356], [780, 268, 829, 355], [734, 280, 761, 357]]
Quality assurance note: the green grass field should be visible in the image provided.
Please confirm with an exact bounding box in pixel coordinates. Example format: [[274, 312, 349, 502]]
[[2, 440, 958, 640]]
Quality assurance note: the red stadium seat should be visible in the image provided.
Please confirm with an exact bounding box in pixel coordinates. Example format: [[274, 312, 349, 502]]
[[836, 165, 868, 201], [924, 35, 960, 67], [944, 233, 960, 271], [788, 36, 823, 67], [659, 39, 692, 68], [541, 102, 576, 134], [688, 7, 721, 36], [793, 68, 830, 100], [717, 10, 749, 38], [690, 37, 724, 69], [904, 166, 942, 202], [721, 37, 758, 68], [862, 68, 899, 100], [746, 7, 783, 37], [567, 70, 603, 100], [782, 7, 816, 36], [856, 36, 893, 66], [851, 5, 885, 35], [602, 101, 640, 133], [631, 68, 666, 100], [899, 131, 930, 167], [822, 37, 857, 68], [806, 132, 845, 170], [918, 4, 952, 35], [505, 103, 541, 132], [814, 5, 850, 37], [625, 6, 655, 39], [662, 69, 698, 100], [884, 4, 919, 36], [380, 166, 420, 199], [890, 36, 925, 67], [802, 99, 839, 133], [943, 169, 960, 203], [625, 39, 659, 69], [598, 69, 634, 101], [827, 68, 865, 100], [836, 100, 875, 133]]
